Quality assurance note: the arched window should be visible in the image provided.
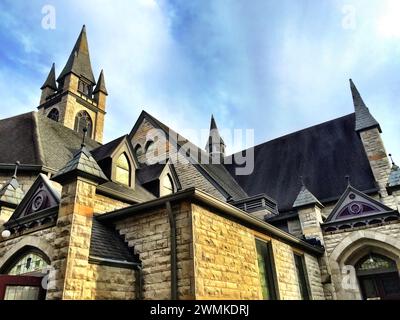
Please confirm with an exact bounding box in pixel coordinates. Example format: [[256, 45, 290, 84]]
[[134, 144, 143, 158], [7, 252, 49, 276], [115, 153, 130, 186], [47, 108, 59, 122], [74, 111, 93, 138], [78, 80, 92, 97], [160, 174, 174, 196], [145, 141, 155, 154], [356, 254, 397, 275]]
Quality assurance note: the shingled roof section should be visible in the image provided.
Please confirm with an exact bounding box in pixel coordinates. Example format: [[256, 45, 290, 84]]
[[388, 164, 400, 189], [57, 25, 96, 84], [90, 218, 138, 264], [225, 113, 377, 212], [293, 185, 323, 209], [52, 146, 108, 183], [93, 70, 108, 95], [130, 111, 248, 201], [0, 177, 24, 208], [0, 112, 100, 171], [350, 79, 381, 133]]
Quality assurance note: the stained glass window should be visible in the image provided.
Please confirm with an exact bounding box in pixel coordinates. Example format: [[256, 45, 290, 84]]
[[74, 110, 93, 138], [357, 254, 396, 272], [8, 253, 49, 276]]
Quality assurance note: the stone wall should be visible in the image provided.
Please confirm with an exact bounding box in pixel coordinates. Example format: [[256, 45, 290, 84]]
[[191, 203, 324, 300], [359, 128, 394, 207], [192, 204, 261, 300], [94, 194, 130, 214], [82, 263, 136, 300], [115, 201, 195, 300]]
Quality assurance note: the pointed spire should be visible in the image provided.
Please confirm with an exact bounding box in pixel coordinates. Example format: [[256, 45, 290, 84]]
[[41, 63, 57, 91], [52, 146, 108, 184], [349, 79, 381, 133], [206, 115, 225, 153], [0, 161, 25, 207], [93, 70, 108, 95], [57, 25, 96, 84], [293, 179, 323, 209]]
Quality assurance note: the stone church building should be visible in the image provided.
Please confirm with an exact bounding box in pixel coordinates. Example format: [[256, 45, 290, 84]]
[[0, 26, 399, 300]]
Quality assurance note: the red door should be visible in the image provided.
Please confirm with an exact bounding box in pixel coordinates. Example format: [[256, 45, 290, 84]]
[[0, 275, 46, 300]]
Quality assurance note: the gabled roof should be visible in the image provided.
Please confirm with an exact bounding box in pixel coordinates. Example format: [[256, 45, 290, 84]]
[[52, 146, 108, 183], [136, 163, 165, 185], [41, 63, 57, 91], [293, 185, 323, 209], [89, 218, 138, 266], [6, 173, 60, 223], [0, 176, 24, 208], [57, 25, 96, 84], [350, 79, 381, 133], [324, 184, 395, 224], [225, 113, 378, 212], [0, 112, 100, 171], [129, 111, 248, 201]]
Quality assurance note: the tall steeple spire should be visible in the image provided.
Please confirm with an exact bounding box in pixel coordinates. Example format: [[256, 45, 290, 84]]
[[41, 63, 57, 91], [206, 115, 226, 162], [57, 25, 96, 84], [349, 79, 381, 133]]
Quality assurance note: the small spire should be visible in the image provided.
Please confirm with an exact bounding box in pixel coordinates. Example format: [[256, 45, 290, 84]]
[[12, 161, 20, 179], [345, 175, 351, 186], [93, 69, 108, 95], [349, 79, 381, 132], [389, 153, 395, 166], [300, 175, 305, 187], [41, 63, 57, 91]]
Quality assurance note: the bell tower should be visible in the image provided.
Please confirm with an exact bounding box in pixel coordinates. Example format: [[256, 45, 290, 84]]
[[38, 25, 107, 143]]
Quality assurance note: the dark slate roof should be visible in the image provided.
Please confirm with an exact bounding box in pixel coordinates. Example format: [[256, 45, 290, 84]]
[[137, 163, 165, 184], [90, 218, 137, 263], [388, 164, 400, 188], [0, 177, 24, 207], [350, 79, 381, 132], [93, 70, 108, 95], [91, 135, 126, 162], [130, 111, 248, 200], [57, 25, 96, 84], [52, 146, 108, 182], [293, 186, 322, 208], [0, 112, 100, 171], [41, 63, 57, 91], [97, 181, 155, 203], [225, 113, 377, 212]]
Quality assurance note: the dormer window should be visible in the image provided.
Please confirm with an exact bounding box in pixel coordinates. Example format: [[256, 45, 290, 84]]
[[78, 79, 92, 97], [115, 153, 131, 186], [160, 174, 174, 196]]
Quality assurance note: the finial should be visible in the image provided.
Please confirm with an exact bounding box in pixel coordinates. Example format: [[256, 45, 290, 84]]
[[13, 161, 20, 179], [345, 175, 351, 186], [81, 127, 88, 148], [389, 153, 395, 166], [300, 175, 305, 187]]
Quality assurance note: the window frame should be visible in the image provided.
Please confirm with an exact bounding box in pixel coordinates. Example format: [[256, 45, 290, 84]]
[[255, 239, 279, 300], [74, 110, 93, 138], [294, 253, 312, 300]]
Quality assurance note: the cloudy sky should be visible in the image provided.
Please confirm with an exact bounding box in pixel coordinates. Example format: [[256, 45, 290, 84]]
[[0, 0, 399, 156]]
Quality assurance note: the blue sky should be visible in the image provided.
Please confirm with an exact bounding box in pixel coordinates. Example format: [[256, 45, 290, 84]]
[[0, 0, 399, 157]]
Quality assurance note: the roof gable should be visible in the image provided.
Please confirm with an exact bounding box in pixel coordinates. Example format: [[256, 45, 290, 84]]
[[6, 173, 60, 223], [325, 185, 395, 224]]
